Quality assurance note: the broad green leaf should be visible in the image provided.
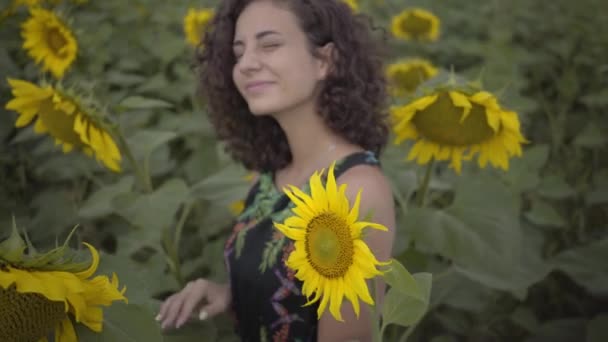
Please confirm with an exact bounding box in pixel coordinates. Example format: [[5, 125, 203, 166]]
[[501, 144, 549, 193], [587, 314, 608, 342], [383, 258, 424, 301], [430, 270, 495, 312], [524, 318, 586, 342], [573, 123, 607, 147], [381, 273, 432, 328], [75, 303, 163, 342], [581, 88, 608, 107], [126, 130, 178, 163], [119, 96, 173, 110], [551, 238, 608, 295], [524, 199, 567, 228], [79, 176, 134, 219], [537, 175, 576, 199], [407, 175, 525, 291], [113, 178, 189, 249], [106, 71, 146, 86], [190, 164, 252, 204], [510, 306, 540, 332], [96, 251, 177, 308]]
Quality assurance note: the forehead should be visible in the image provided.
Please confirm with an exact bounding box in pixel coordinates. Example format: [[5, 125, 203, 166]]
[[234, 1, 301, 39]]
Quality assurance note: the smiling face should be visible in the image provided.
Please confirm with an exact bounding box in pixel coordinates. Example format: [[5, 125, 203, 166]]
[[232, 0, 330, 116]]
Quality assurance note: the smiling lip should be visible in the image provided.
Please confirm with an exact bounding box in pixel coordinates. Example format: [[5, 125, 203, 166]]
[[245, 81, 274, 92]]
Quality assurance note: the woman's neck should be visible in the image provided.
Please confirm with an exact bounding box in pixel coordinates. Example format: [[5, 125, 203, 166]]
[[271, 103, 361, 188]]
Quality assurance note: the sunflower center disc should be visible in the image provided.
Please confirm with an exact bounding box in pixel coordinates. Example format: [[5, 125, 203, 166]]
[[401, 14, 432, 38], [305, 213, 354, 279], [413, 92, 496, 146], [47, 28, 67, 55], [0, 285, 66, 342]]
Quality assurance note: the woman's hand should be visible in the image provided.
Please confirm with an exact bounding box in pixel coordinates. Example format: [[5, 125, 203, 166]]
[[156, 279, 231, 330]]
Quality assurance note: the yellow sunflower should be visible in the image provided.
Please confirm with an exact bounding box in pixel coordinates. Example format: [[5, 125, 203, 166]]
[[274, 162, 390, 321], [390, 88, 528, 174], [21, 8, 78, 79], [183, 8, 214, 47], [0, 224, 127, 341], [5, 78, 122, 172], [341, 0, 358, 12], [391, 8, 440, 42], [386, 58, 439, 97]]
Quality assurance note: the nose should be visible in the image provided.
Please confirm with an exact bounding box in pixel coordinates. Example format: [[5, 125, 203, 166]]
[[236, 48, 262, 74]]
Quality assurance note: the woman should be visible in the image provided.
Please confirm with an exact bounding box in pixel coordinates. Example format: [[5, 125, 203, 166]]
[[157, 0, 396, 340]]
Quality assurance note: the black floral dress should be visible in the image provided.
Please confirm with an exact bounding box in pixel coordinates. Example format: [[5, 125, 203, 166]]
[[223, 151, 380, 342]]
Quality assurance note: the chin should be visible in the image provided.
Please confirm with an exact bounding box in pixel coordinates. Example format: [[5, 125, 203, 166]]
[[246, 98, 285, 117]]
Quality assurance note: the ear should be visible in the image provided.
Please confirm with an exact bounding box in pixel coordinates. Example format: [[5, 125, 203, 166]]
[[316, 42, 336, 80]]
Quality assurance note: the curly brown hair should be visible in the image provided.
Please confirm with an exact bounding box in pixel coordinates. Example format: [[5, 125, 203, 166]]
[[196, 0, 389, 172]]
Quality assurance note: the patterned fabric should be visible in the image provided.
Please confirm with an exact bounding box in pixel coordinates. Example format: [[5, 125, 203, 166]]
[[224, 151, 380, 342]]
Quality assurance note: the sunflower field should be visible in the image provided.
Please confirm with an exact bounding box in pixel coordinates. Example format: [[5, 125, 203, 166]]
[[1, 0, 607, 341]]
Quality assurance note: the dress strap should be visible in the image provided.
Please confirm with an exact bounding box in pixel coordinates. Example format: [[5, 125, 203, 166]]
[[332, 150, 381, 179]]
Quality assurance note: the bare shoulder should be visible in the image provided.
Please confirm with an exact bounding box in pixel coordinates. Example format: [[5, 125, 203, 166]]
[[336, 163, 394, 206]]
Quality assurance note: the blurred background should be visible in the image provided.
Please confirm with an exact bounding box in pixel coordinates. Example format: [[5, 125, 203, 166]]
[[1, 0, 607, 341]]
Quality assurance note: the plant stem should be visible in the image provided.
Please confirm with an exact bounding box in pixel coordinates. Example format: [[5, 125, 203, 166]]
[[370, 278, 382, 342], [399, 320, 420, 342], [415, 160, 435, 208], [113, 127, 153, 193], [173, 202, 193, 254]]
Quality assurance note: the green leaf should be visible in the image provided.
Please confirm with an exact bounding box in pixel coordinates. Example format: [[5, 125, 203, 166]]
[[96, 251, 177, 308], [573, 123, 607, 147], [581, 88, 608, 107], [189, 164, 251, 205], [587, 314, 608, 342], [381, 273, 432, 328], [501, 144, 549, 193], [407, 175, 524, 289], [524, 199, 567, 228], [113, 179, 189, 250], [430, 270, 495, 312], [510, 306, 540, 332], [383, 258, 424, 301], [126, 130, 178, 163], [537, 175, 576, 199], [524, 318, 586, 342], [79, 176, 134, 219], [75, 302, 163, 342], [551, 238, 608, 295], [119, 96, 174, 110]]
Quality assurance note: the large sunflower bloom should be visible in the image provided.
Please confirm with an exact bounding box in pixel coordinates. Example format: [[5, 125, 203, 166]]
[[0, 226, 127, 341], [391, 8, 440, 42], [390, 89, 528, 173], [5, 78, 122, 172], [21, 8, 78, 79], [183, 8, 214, 47], [387, 58, 439, 97], [274, 163, 390, 321]]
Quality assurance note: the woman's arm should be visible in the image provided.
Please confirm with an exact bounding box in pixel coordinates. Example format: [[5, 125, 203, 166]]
[[317, 165, 396, 342]]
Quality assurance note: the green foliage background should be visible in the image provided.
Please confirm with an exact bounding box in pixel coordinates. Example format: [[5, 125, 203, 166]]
[[1, 0, 607, 341]]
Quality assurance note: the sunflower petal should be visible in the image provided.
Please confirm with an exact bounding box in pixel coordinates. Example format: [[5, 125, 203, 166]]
[[55, 318, 77, 342], [274, 223, 305, 241]]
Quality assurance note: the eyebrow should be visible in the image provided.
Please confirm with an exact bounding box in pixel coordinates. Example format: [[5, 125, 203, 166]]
[[233, 30, 281, 46]]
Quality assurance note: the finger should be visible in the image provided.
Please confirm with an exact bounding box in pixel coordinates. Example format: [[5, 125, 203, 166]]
[[157, 293, 177, 321], [198, 300, 225, 322], [175, 280, 208, 328], [161, 287, 192, 330]]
